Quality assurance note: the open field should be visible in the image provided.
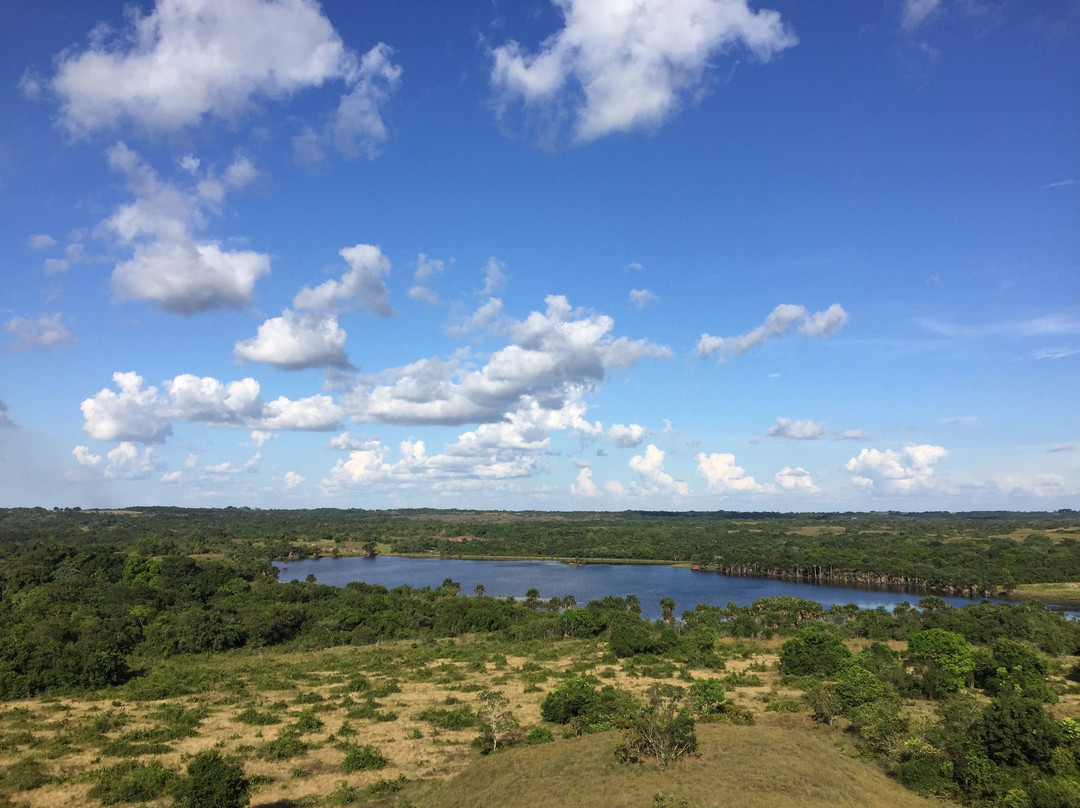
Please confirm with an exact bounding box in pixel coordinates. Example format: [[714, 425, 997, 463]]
[[0, 636, 962, 808]]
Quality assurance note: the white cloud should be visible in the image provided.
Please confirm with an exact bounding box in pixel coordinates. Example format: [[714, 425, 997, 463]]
[[104, 442, 163, 479], [902, 0, 942, 30], [408, 253, 448, 305], [235, 310, 351, 370], [767, 417, 827, 440], [845, 444, 947, 495], [73, 445, 103, 467], [480, 257, 508, 296], [571, 466, 599, 497], [50, 0, 361, 134], [490, 0, 796, 143], [608, 422, 646, 448], [105, 143, 270, 315], [284, 471, 305, 489], [331, 43, 403, 159], [695, 451, 770, 493], [4, 313, 75, 351], [629, 288, 657, 309], [774, 466, 819, 493], [346, 295, 670, 426], [918, 313, 1080, 340], [28, 234, 57, 250], [629, 444, 689, 495], [604, 480, 627, 496], [293, 244, 393, 317], [697, 303, 848, 359], [249, 430, 274, 447], [327, 432, 381, 451], [81, 370, 343, 442]]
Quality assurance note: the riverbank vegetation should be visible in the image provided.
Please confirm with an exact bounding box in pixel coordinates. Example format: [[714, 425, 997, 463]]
[[1, 507, 1079, 807]]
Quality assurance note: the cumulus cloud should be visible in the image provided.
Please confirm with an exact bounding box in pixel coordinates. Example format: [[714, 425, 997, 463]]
[[345, 295, 670, 426], [774, 466, 819, 493], [571, 466, 599, 497], [104, 442, 164, 479], [629, 444, 689, 496], [695, 451, 770, 493], [608, 422, 646, 448], [480, 257, 508, 296], [490, 0, 796, 143], [284, 470, 305, 489], [629, 288, 657, 309], [767, 417, 827, 440], [81, 370, 343, 442], [293, 244, 394, 316], [50, 0, 364, 134], [845, 444, 947, 495], [4, 313, 75, 351], [696, 303, 848, 359], [105, 143, 270, 315], [235, 310, 351, 370]]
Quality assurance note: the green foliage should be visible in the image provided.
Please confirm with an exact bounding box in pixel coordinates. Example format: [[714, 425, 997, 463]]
[[473, 690, 522, 753], [687, 679, 726, 715], [257, 728, 308, 761], [340, 743, 388, 772], [610, 622, 659, 658], [234, 707, 280, 726], [365, 774, 409, 797], [906, 629, 975, 698], [525, 725, 554, 744], [414, 706, 476, 730], [834, 663, 888, 714], [979, 695, 1061, 768], [615, 684, 698, 766], [779, 626, 852, 676], [2, 757, 51, 790], [172, 750, 250, 808], [87, 759, 176, 805]]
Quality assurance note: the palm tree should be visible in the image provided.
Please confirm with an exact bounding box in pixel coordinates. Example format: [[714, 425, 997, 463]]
[[660, 597, 676, 624], [474, 584, 486, 597], [562, 594, 577, 611]]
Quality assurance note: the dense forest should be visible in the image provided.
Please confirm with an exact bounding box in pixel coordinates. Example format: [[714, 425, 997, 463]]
[[1, 507, 1079, 807]]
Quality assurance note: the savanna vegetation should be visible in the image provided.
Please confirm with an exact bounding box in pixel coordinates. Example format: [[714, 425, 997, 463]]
[[1, 506, 1079, 807]]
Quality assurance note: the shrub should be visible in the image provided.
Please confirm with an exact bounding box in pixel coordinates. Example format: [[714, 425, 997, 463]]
[[365, 774, 409, 797], [234, 707, 280, 726], [526, 725, 555, 745], [779, 626, 851, 676], [257, 729, 308, 761], [88, 759, 176, 805], [615, 685, 697, 766], [3, 757, 51, 791], [172, 750, 250, 808], [413, 706, 476, 730], [340, 743, 388, 772]]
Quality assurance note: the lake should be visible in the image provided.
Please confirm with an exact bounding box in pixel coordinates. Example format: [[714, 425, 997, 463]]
[[274, 555, 1068, 621]]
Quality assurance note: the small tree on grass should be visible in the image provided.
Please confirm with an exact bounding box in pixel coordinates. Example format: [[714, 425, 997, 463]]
[[172, 750, 249, 808], [473, 689, 523, 753], [616, 684, 697, 766]]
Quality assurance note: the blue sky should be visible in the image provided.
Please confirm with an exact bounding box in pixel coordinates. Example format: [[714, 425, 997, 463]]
[[1, 0, 1076, 511]]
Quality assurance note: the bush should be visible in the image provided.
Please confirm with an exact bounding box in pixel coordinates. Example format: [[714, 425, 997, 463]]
[[2, 757, 51, 791], [779, 626, 852, 677], [234, 707, 280, 726], [526, 725, 554, 745], [172, 750, 250, 808], [340, 743, 388, 772], [257, 729, 308, 761], [88, 759, 176, 805], [616, 685, 697, 766]]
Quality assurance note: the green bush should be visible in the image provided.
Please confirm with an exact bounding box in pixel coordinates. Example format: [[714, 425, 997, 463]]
[[172, 750, 249, 808], [365, 774, 409, 797], [234, 707, 280, 726], [88, 759, 176, 805], [526, 725, 555, 744], [779, 626, 851, 677], [340, 743, 388, 772], [2, 757, 51, 791], [257, 729, 308, 761], [413, 706, 476, 730]]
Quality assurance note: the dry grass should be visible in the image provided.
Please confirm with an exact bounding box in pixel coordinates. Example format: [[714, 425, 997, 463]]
[[1012, 581, 1080, 606], [0, 637, 951, 808]]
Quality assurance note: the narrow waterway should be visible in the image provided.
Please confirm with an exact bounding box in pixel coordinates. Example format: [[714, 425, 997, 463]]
[[275, 556, 1076, 621]]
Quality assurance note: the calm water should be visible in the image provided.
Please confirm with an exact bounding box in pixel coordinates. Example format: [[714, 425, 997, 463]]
[[274, 556, 1073, 621]]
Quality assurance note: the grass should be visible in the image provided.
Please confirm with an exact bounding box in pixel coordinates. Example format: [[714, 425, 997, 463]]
[[420, 724, 947, 808], [0, 635, 955, 808], [1011, 581, 1080, 606]]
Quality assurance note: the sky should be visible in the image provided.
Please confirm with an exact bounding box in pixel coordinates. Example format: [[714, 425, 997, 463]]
[[1, 0, 1077, 512]]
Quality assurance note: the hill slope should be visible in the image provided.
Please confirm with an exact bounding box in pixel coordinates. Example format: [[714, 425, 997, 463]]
[[420, 723, 951, 808]]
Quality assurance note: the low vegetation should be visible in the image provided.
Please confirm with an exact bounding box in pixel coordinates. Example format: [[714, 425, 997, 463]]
[[0, 507, 1078, 807]]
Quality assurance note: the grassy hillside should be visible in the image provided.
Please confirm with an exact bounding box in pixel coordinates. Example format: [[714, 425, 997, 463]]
[[422, 723, 951, 808]]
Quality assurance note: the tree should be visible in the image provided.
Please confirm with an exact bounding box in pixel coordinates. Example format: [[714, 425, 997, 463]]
[[616, 684, 697, 765], [779, 626, 852, 676], [659, 597, 676, 624], [474, 689, 521, 753], [906, 629, 975, 699], [172, 750, 250, 808], [473, 584, 485, 597], [980, 695, 1061, 768], [626, 594, 642, 616]]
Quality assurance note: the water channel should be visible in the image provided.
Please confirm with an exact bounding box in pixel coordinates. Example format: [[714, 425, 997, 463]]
[[275, 555, 1077, 621]]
